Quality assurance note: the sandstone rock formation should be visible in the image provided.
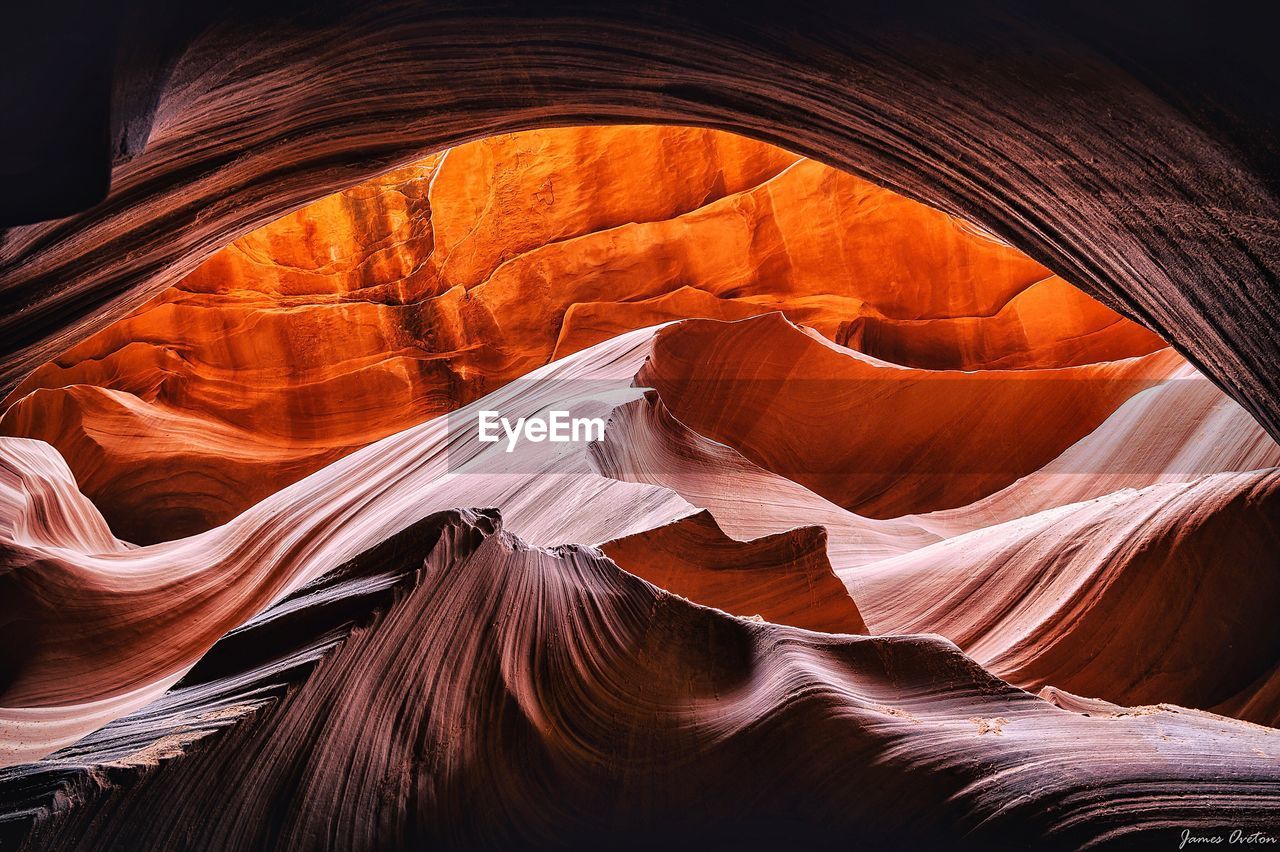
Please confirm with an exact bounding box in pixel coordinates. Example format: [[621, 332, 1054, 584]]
[[0, 307, 1274, 849], [5, 509, 1280, 851], [1, 95, 1278, 849], [6, 2, 1280, 447], [1, 127, 1164, 543], [639, 313, 1177, 517], [602, 511, 867, 634]]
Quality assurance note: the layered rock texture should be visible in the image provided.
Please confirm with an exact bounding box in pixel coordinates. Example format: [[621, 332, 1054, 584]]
[[0, 126, 1165, 543], [5, 1, 1280, 445], [1, 123, 1278, 850]]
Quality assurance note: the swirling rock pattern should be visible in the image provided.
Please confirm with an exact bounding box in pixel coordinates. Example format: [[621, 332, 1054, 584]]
[[0, 126, 1162, 543], [855, 469, 1280, 725], [0, 315, 1233, 749], [1, 34, 1279, 841], [4, 508, 1279, 851], [1, 308, 1277, 847], [4, 2, 1280, 446], [639, 313, 1177, 517]]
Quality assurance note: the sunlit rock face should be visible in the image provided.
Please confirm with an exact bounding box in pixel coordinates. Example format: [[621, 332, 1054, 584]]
[[2, 122, 1279, 850], [638, 313, 1177, 517], [0, 126, 1163, 544], [1, 316, 1276, 849]]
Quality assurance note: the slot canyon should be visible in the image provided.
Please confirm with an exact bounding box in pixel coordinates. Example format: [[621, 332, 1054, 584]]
[[2, 3, 1279, 850]]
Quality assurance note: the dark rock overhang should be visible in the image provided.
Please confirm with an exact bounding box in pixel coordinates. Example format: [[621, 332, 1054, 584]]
[[2, 0, 1279, 441]]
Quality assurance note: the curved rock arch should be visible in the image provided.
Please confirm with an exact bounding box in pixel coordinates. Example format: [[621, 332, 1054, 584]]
[[3, 0, 1279, 441]]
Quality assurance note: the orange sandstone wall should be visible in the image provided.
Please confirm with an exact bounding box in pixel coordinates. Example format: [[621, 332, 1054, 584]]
[[0, 126, 1165, 543]]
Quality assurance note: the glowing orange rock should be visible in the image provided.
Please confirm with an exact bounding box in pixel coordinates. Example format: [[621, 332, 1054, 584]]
[[0, 314, 1269, 770], [1, 126, 1164, 542], [638, 313, 1177, 518], [843, 274, 1167, 370], [427, 125, 802, 289]]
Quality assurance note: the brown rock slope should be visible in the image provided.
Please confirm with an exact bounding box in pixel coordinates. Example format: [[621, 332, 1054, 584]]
[[0, 326, 688, 762], [600, 319, 1280, 723], [852, 470, 1280, 725], [0, 314, 1278, 848], [1, 316, 1274, 760], [0, 126, 1163, 543], [602, 511, 867, 634], [3, 509, 1278, 851]]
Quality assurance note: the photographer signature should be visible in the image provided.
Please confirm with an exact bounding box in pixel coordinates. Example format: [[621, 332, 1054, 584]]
[[1180, 829, 1278, 848]]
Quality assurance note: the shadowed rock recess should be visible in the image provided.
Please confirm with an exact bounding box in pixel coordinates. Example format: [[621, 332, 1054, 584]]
[[3, 4, 1280, 850]]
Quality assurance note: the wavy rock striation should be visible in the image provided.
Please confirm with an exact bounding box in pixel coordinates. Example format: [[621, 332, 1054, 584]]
[[0, 299, 1277, 848], [602, 511, 867, 634], [1, 126, 1163, 543], [4, 2, 1279, 448], [853, 470, 1280, 725], [640, 313, 1177, 517], [2, 314, 1276, 763], [1, 44, 1279, 842], [4, 508, 1279, 851]]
